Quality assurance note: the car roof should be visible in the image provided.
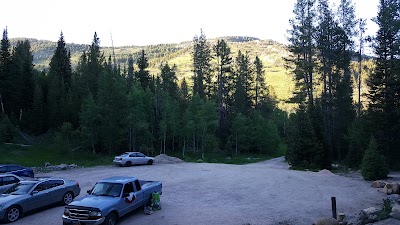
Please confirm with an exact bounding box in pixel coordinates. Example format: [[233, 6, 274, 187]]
[[0, 164, 28, 168], [22, 177, 65, 182], [98, 176, 138, 183], [123, 152, 141, 154], [0, 174, 21, 178]]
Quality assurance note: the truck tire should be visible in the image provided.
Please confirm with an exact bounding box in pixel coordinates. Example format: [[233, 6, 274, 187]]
[[125, 161, 132, 167], [104, 213, 117, 225], [147, 160, 153, 165]]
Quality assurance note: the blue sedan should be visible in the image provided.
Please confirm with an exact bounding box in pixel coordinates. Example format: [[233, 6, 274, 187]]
[[0, 178, 81, 223], [0, 164, 34, 178]]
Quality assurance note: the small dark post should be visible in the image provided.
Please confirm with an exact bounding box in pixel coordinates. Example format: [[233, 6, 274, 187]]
[[331, 197, 337, 219]]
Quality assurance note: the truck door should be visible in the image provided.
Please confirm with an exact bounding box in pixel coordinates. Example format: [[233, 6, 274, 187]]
[[120, 182, 136, 216], [133, 179, 144, 208]]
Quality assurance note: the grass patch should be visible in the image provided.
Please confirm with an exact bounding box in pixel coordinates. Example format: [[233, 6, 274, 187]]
[[0, 144, 112, 167]]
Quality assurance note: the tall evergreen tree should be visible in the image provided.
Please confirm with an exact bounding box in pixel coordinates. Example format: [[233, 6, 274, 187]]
[[367, 0, 400, 168], [136, 50, 151, 90], [127, 54, 134, 91], [214, 39, 233, 144], [47, 33, 73, 128], [86, 32, 104, 97], [160, 63, 179, 99], [287, 0, 316, 105], [233, 50, 253, 115], [254, 56, 267, 109], [192, 29, 213, 99], [2, 39, 35, 129], [0, 28, 11, 116]]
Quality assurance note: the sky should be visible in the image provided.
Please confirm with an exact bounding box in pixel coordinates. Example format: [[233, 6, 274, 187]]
[[0, 0, 379, 47]]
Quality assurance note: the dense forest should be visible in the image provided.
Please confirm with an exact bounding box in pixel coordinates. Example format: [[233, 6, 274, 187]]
[[0, 0, 399, 176]]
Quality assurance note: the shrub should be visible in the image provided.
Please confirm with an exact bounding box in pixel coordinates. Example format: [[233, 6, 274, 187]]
[[361, 136, 390, 181], [0, 116, 17, 143]]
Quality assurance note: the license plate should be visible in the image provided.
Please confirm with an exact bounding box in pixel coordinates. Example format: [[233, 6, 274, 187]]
[[72, 221, 81, 225]]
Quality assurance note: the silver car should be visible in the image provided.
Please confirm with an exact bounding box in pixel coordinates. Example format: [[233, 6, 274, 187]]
[[0, 174, 23, 194], [113, 152, 154, 166], [0, 178, 81, 223]]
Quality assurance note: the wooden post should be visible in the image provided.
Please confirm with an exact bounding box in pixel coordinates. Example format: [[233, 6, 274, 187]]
[[331, 197, 337, 219]]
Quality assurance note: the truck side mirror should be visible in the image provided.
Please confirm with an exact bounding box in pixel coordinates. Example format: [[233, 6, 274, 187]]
[[87, 189, 92, 194]]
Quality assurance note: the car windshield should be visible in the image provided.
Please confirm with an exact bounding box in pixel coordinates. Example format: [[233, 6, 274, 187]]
[[3, 182, 35, 195], [91, 182, 122, 197]]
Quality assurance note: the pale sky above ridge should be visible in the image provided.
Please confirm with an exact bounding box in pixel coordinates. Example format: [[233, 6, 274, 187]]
[[0, 0, 379, 47]]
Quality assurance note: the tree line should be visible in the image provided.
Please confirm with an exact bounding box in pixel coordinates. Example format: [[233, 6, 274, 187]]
[[286, 0, 400, 173], [0, 29, 285, 158]]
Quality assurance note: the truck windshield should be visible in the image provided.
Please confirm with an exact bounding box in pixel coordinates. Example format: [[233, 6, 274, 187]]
[[91, 182, 122, 197], [3, 182, 35, 195]]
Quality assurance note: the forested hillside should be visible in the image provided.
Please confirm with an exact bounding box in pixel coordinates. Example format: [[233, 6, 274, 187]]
[[10, 36, 294, 111]]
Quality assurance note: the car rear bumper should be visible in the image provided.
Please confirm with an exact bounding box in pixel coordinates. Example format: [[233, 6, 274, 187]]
[[62, 215, 105, 225], [112, 160, 124, 165]]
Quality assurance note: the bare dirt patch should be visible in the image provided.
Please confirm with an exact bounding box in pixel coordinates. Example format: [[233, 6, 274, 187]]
[[10, 157, 394, 225]]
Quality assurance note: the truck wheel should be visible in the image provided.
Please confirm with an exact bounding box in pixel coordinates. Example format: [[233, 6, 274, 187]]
[[62, 192, 74, 205], [5, 206, 21, 223], [125, 161, 132, 167], [147, 160, 153, 165], [104, 213, 117, 225]]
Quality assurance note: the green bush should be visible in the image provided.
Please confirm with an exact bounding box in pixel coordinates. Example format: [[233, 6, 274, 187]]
[[361, 136, 390, 181], [0, 116, 17, 143], [378, 198, 392, 220]]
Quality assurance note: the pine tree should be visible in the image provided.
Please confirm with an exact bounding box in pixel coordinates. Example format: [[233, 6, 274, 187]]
[[86, 32, 104, 97], [361, 136, 390, 180], [127, 54, 134, 91], [367, 0, 400, 168], [0, 28, 11, 116], [160, 63, 179, 99], [47, 33, 73, 128], [136, 50, 151, 90], [233, 50, 253, 115], [254, 56, 267, 109], [287, 0, 316, 105], [192, 29, 213, 100], [214, 39, 233, 145]]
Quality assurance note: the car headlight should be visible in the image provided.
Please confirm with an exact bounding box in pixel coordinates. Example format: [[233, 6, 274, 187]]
[[89, 210, 102, 219], [64, 208, 70, 216]]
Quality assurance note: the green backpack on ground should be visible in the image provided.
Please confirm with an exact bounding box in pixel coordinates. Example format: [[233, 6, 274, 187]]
[[151, 192, 161, 210]]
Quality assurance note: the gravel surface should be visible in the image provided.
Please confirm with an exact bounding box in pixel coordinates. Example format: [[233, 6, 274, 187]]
[[8, 156, 391, 225]]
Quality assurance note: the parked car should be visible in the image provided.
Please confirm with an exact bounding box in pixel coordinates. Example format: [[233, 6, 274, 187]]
[[0, 177, 81, 223], [113, 152, 154, 166], [0, 164, 34, 178], [62, 176, 162, 225], [0, 174, 23, 194]]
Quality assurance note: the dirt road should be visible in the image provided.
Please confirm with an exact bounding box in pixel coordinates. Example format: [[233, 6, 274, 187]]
[[9, 157, 389, 225]]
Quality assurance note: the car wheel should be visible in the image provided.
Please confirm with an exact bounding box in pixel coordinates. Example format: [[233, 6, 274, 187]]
[[62, 192, 74, 205], [5, 206, 21, 223], [125, 161, 132, 167], [104, 213, 117, 225], [147, 160, 153, 165]]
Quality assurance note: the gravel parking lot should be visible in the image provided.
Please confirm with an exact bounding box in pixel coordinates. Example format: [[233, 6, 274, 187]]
[[7, 157, 391, 225]]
